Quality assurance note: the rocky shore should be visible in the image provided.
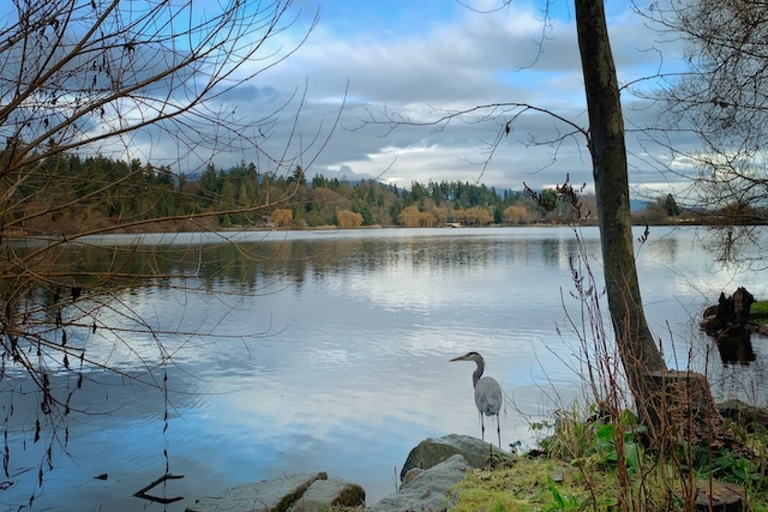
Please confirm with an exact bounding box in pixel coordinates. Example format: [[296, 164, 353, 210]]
[[185, 434, 514, 512]]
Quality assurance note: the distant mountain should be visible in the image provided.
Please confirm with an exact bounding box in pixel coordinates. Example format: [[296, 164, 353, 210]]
[[310, 165, 375, 183], [630, 199, 649, 212]]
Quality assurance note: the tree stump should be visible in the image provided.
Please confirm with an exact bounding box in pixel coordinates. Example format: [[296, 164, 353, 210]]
[[701, 287, 759, 364], [702, 287, 755, 335], [643, 370, 737, 449], [695, 479, 744, 512]]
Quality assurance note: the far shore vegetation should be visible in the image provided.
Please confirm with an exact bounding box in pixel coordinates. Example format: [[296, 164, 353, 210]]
[[3, 153, 762, 237]]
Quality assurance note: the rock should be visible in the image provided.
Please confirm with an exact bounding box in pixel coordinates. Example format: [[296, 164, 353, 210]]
[[695, 479, 744, 512], [185, 472, 327, 512], [399, 434, 514, 480], [286, 477, 365, 512], [369, 454, 469, 512], [401, 468, 424, 486], [719, 399, 768, 431]]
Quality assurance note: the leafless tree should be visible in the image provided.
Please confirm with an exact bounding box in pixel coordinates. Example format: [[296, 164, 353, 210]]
[[641, 0, 768, 266], [0, 0, 335, 504]]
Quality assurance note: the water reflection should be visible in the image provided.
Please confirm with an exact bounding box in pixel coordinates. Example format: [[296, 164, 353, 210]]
[[714, 330, 756, 364], [39, 228, 601, 291], [2, 226, 767, 512]]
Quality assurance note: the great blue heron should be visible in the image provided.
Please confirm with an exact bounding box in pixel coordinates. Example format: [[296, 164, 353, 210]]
[[450, 351, 502, 448]]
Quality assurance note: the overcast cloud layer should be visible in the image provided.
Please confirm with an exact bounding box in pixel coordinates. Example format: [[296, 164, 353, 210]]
[[14, 0, 693, 196], [208, 0, 692, 197]]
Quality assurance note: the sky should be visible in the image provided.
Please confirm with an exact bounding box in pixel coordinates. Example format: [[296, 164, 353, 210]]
[[9, 0, 694, 198], [210, 0, 691, 198]]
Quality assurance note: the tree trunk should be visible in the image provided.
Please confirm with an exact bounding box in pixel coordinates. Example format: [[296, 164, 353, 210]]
[[574, 0, 666, 393], [573, 0, 734, 447]]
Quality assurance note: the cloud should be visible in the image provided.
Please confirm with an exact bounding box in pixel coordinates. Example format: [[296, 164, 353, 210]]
[[3, 0, 686, 195], [207, 1, 685, 195]]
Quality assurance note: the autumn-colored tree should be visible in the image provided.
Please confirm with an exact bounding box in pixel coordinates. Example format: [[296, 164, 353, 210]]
[[336, 210, 363, 229], [397, 205, 439, 227], [454, 206, 493, 226], [419, 211, 438, 227], [432, 206, 450, 224], [398, 205, 422, 227], [503, 204, 528, 224], [270, 208, 294, 228]]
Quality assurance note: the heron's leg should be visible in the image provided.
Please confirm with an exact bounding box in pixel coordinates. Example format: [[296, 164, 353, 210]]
[[481, 414, 486, 441], [496, 413, 501, 450]]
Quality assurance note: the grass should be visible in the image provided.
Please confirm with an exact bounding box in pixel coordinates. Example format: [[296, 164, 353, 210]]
[[751, 300, 768, 324], [448, 459, 578, 512], [446, 407, 768, 512]]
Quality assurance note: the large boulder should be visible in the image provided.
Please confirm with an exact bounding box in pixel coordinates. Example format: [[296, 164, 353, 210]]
[[370, 454, 470, 512], [399, 434, 515, 480], [186, 472, 364, 512]]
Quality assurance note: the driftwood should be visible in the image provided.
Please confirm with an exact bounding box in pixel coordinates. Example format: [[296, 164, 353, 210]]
[[133, 473, 184, 505]]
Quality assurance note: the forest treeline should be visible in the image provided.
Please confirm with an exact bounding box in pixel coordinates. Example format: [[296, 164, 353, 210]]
[[2, 153, 728, 235]]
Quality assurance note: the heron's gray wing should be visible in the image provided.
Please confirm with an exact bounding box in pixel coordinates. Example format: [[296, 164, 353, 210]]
[[474, 377, 502, 416]]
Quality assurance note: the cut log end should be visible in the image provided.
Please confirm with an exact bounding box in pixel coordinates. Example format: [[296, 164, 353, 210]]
[[695, 479, 744, 512]]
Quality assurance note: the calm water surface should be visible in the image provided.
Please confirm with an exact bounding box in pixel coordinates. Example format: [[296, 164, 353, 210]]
[[4, 226, 767, 512]]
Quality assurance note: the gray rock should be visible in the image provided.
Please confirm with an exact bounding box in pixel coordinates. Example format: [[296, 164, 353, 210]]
[[369, 454, 469, 512], [286, 477, 365, 512], [185, 472, 327, 512], [401, 468, 424, 486], [399, 434, 514, 480]]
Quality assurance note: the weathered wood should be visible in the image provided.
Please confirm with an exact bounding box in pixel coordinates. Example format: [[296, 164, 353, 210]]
[[695, 479, 744, 512], [702, 287, 755, 334], [644, 370, 737, 449]]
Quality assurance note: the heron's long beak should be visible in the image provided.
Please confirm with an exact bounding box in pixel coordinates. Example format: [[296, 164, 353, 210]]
[[449, 355, 465, 362]]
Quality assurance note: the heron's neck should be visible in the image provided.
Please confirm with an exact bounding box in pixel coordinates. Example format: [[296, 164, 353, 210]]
[[472, 360, 484, 388]]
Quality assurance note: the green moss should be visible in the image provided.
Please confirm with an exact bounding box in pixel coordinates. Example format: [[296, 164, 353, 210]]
[[449, 459, 567, 512], [751, 300, 768, 323], [448, 408, 768, 512]]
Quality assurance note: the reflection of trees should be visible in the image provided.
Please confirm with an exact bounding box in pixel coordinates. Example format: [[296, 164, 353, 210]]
[[645, 236, 679, 264], [540, 239, 561, 267], [40, 234, 608, 291], [6, 233, 601, 300]]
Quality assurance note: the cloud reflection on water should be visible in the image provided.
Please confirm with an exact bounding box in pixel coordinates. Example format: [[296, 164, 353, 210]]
[[5, 226, 767, 511]]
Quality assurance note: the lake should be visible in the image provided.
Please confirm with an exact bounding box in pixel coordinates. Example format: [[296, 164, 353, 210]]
[[3, 226, 767, 512]]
